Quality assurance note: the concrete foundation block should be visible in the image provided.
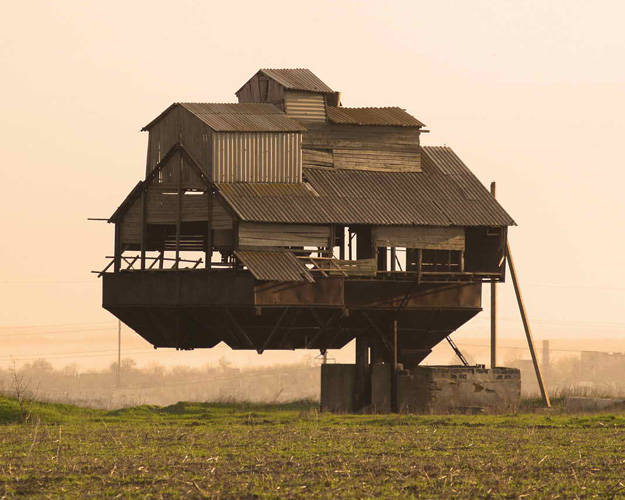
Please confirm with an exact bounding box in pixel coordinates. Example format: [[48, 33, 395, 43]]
[[371, 363, 392, 413], [320, 364, 356, 413], [565, 397, 625, 413], [398, 366, 521, 414]]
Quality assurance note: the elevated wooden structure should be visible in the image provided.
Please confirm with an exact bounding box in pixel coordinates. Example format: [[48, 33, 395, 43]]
[[100, 69, 515, 405]]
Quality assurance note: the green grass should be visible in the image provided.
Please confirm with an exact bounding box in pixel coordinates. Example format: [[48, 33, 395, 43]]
[[1, 396, 625, 498]]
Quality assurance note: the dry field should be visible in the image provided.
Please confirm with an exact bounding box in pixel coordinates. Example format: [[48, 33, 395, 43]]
[[1, 397, 625, 498]]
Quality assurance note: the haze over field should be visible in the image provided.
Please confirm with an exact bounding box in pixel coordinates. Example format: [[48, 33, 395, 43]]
[[1, 0, 624, 370]]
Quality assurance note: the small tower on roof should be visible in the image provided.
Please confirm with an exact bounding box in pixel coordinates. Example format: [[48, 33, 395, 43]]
[[236, 68, 341, 122]]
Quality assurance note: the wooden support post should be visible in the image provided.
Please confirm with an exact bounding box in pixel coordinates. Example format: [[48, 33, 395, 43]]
[[348, 229, 353, 260], [490, 182, 497, 368], [416, 249, 423, 285], [175, 153, 182, 268], [140, 189, 146, 270], [390, 247, 396, 271], [113, 223, 121, 273], [391, 318, 398, 413], [205, 189, 213, 270], [116, 319, 121, 387], [507, 242, 551, 408]]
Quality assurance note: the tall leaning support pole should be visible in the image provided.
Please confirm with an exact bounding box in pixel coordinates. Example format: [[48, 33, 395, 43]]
[[490, 182, 497, 368], [506, 242, 551, 407]]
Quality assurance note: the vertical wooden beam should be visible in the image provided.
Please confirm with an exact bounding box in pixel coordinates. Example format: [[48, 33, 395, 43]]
[[416, 249, 423, 285], [348, 229, 353, 260], [116, 319, 121, 387], [490, 182, 497, 369], [390, 248, 396, 271], [175, 153, 182, 268], [113, 223, 121, 273], [391, 318, 398, 413], [140, 189, 146, 270], [507, 242, 551, 408], [205, 189, 213, 270]]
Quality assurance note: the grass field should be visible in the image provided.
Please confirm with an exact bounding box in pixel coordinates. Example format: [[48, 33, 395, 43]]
[[1, 397, 625, 498]]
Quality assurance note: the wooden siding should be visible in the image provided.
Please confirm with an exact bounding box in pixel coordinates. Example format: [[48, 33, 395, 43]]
[[373, 226, 465, 250], [303, 124, 420, 153], [212, 197, 233, 230], [212, 132, 302, 183], [333, 149, 420, 172], [239, 223, 330, 248], [302, 148, 333, 168], [284, 91, 326, 121], [236, 74, 285, 110], [119, 197, 141, 245], [145, 106, 212, 178]]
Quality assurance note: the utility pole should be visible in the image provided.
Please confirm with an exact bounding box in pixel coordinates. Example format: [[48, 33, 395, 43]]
[[117, 319, 121, 387], [490, 181, 497, 368]]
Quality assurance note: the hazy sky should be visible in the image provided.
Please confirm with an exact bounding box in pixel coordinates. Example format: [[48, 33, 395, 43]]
[[1, 0, 623, 368]]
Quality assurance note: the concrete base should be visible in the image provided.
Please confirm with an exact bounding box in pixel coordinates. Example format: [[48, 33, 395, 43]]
[[398, 366, 521, 414], [321, 364, 521, 414], [565, 397, 625, 413], [320, 364, 356, 413]]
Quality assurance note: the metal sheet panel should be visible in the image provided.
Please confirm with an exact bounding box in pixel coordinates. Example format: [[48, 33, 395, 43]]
[[259, 69, 334, 93], [212, 132, 301, 183], [234, 249, 314, 282], [284, 91, 326, 121], [216, 146, 515, 227], [327, 106, 425, 128], [142, 103, 306, 132]]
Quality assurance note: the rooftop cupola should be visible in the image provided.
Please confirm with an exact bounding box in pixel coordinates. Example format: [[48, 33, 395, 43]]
[[236, 68, 340, 122]]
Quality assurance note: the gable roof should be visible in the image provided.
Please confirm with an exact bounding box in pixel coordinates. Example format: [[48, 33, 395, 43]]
[[141, 103, 306, 133], [237, 69, 335, 95], [326, 106, 425, 128], [215, 146, 515, 227]]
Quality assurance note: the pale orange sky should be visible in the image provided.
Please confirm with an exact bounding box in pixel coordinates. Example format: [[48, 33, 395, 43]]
[[1, 0, 624, 369]]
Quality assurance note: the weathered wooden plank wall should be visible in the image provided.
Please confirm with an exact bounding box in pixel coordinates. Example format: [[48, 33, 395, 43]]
[[373, 226, 465, 250], [333, 149, 421, 172], [303, 124, 420, 152], [145, 107, 212, 177], [239, 223, 330, 248], [236, 74, 285, 109]]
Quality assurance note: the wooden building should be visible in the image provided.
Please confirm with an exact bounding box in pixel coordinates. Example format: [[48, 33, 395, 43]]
[[101, 69, 515, 404]]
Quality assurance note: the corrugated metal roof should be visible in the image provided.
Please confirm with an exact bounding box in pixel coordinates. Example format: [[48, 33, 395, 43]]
[[234, 249, 314, 282], [327, 107, 425, 128], [142, 103, 306, 132], [259, 69, 334, 93], [217, 146, 515, 227]]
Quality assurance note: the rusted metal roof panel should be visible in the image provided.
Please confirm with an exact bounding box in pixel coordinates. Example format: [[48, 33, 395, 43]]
[[327, 107, 425, 128], [142, 103, 306, 132], [217, 146, 515, 227], [234, 249, 313, 282], [259, 69, 334, 93]]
